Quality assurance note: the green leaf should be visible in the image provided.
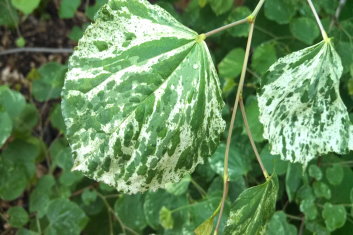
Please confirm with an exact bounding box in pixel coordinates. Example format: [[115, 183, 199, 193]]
[[326, 163, 344, 185], [49, 104, 66, 133], [194, 216, 214, 235], [0, 0, 19, 26], [198, 0, 207, 8], [45, 198, 88, 235], [308, 164, 323, 181], [243, 96, 265, 143], [59, 0, 80, 19], [11, 0, 40, 14], [165, 175, 191, 196], [8, 206, 29, 228], [0, 155, 28, 200], [322, 203, 347, 232], [224, 175, 279, 234], [159, 206, 174, 230], [290, 17, 320, 45], [193, 196, 223, 235], [143, 190, 187, 230], [336, 41, 353, 74], [49, 138, 73, 171], [258, 41, 353, 165], [16, 228, 40, 235], [62, 0, 225, 193], [264, 0, 297, 24], [81, 189, 97, 205], [285, 163, 302, 201], [3, 139, 39, 177], [14, 103, 39, 132], [32, 62, 67, 102], [0, 111, 12, 147], [0, 86, 26, 120], [85, 0, 108, 20], [260, 144, 288, 175], [209, 143, 251, 181], [15, 37, 26, 47], [265, 211, 297, 235], [68, 26, 85, 42], [59, 171, 83, 187], [29, 175, 55, 218], [208, 0, 233, 15], [300, 197, 317, 220], [114, 194, 147, 232], [313, 181, 331, 199], [225, 7, 251, 37], [251, 42, 277, 75], [218, 48, 245, 78]]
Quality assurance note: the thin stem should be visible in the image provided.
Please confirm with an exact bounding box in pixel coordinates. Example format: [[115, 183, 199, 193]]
[[204, 0, 265, 38], [36, 217, 42, 234], [97, 192, 123, 235], [205, 18, 248, 38], [191, 178, 207, 198], [214, 22, 256, 235], [329, 0, 347, 32], [307, 0, 329, 41], [286, 214, 303, 221], [239, 98, 269, 179], [0, 47, 73, 56], [251, 0, 266, 18]]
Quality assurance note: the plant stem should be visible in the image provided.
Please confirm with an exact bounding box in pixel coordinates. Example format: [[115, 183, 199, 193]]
[[329, 0, 347, 31], [307, 0, 329, 41], [213, 22, 256, 235], [205, 18, 249, 38], [0, 47, 73, 56], [251, 0, 266, 18], [239, 98, 269, 179], [204, 0, 265, 38]]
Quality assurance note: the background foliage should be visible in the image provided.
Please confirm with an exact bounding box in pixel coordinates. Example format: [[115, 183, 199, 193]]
[[0, 0, 352, 234]]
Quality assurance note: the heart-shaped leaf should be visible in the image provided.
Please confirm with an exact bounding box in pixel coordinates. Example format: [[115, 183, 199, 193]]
[[258, 40, 353, 165], [62, 0, 225, 193], [224, 174, 278, 234]]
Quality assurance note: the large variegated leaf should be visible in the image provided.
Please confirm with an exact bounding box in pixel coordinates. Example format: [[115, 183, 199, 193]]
[[61, 0, 225, 193], [224, 175, 278, 234], [258, 40, 353, 165]]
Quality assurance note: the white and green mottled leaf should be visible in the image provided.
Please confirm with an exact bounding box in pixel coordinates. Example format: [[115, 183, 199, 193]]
[[62, 0, 225, 194], [224, 175, 278, 234], [258, 41, 353, 166]]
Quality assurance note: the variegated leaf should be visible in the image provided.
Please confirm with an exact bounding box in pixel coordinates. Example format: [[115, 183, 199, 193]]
[[61, 0, 225, 193], [258, 40, 353, 165], [224, 175, 278, 234]]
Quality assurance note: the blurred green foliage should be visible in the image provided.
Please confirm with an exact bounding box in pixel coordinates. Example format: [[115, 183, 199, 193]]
[[0, 0, 353, 234]]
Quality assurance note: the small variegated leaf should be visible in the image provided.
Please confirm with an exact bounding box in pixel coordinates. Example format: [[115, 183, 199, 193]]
[[62, 0, 225, 193], [224, 175, 278, 234], [258, 40, 353, 165]]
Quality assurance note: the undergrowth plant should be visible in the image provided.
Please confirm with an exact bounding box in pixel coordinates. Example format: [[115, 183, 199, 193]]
[[60, 0, 352, 234], [1, 0, 353, 234]]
